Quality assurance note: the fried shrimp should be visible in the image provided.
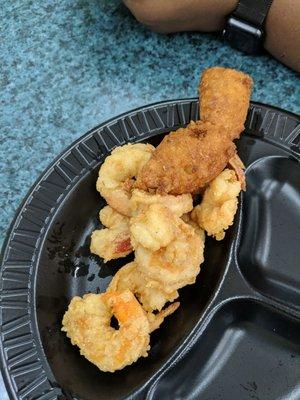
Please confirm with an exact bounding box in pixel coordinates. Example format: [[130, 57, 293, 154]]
[[108, 262, 179, 312], [130, 204, 177, 252], [130, 189, 193, 216], [96, 143, 155, 216], [108, 263, 180, 332], [99, 205, 129, 228], [191, 169, 242, 240], [135, 206, 205, 292], [90, 206, 132, 262], [62, 290, 150, 372]]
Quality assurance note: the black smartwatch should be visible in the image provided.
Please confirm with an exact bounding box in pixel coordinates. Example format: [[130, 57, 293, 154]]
[[222, 0, 273, 55]]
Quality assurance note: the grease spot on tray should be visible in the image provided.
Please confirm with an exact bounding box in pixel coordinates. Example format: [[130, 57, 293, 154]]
[[46, 221, 100, 277]]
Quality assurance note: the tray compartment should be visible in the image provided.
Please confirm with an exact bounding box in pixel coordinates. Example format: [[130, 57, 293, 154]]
[[1, 100, 299, 400], [239, 156, 300, 306], [148, 299, 300, 400]]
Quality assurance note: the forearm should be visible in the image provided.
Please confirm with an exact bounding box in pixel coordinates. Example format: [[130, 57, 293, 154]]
[[124, 0, 237, 33], [264, 0, 300, 72], [125, 0, 300, 71]]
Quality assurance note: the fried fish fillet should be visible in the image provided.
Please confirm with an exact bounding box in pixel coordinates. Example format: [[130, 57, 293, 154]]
[[200, 67, 253, 140], [136, 120, 236, 194], [135, 67, 252, 195]]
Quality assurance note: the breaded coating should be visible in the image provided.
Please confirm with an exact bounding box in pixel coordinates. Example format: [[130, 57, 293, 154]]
[[200, 67, 253, 139], [96, 143, 155, 216], [134, 204, 205, 293], [130, 203, 177, 251], [191, 169, 242, 240], [90, 206, 132, 262], [108, 261, 179, 313], [135, 67, 252, 195], [135, 120, 236, 194], [62, 290, 150, 372], [130, 189, 193, 217]]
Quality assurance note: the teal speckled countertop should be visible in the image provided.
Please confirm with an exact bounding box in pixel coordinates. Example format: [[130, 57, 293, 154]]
[[0, 0, 299, 398]]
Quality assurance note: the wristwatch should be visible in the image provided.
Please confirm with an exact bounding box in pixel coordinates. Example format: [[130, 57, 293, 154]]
[[222, 0, 273, 54]]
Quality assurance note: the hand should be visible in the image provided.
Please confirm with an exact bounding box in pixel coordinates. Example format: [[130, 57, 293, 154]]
[[123, 0, 238, 33]]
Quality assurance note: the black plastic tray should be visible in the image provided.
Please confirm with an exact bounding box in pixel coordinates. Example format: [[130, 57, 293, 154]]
[[1, 99, 300, 400]]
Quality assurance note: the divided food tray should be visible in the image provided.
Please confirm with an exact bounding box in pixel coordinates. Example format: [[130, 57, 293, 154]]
[[0, 99, 299, 400]]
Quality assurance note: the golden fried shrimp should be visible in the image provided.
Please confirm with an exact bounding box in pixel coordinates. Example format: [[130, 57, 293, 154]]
[[130, 204, 178, 252], [130, 189, 193, 216], [181, 212, 205, 238], [96, 143, 155, 216], [90, 206, 132, 262], [99, 205, 129, 228], [228, 153, 246, 190], [62, 290, 150, 373], [135, 207, 205, 293], [200, 67, 253, 140], [90, 229, 131, 262], [108, 262, 179, 312], [191, 169, 241, 241]]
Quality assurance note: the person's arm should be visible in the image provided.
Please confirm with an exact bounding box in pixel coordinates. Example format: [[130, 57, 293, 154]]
[[264, 0, 300, 72], [123, 0, 300, 72]]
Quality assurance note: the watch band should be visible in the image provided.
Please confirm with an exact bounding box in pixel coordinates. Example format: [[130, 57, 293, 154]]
[[222, 0, 274, 54], [233, 0, 273, 28]]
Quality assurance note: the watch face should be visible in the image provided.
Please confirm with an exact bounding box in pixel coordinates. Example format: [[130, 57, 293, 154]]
[[222, 17, 263, 55]]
